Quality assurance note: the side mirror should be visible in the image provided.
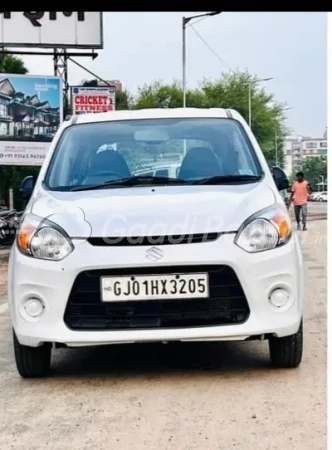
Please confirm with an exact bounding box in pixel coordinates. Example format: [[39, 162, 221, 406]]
[[272, 166, 289, 191], [20, 175, 35, 201]]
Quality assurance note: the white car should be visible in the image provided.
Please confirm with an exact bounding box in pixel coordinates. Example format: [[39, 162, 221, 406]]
[[9, 108, 304, 378], [316, 191, 327, 202], [309, 192, 319, 201], [310, 192, 323, 201]]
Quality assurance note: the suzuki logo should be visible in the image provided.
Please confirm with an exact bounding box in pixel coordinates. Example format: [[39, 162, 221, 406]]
[[145, 247, 164, 262]]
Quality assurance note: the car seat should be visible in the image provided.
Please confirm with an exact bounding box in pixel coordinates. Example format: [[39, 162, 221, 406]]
[[178, 146, 223, 180], [83, 150, 131, 185]]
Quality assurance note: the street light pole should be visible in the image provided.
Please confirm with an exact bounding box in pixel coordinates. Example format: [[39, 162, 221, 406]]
[[248, 84, 252, 128], [275, 106, 292, 166], [182, 12, 221, 108], [248, 77, 273, 128], [275, 131, 278, 165], [182, 17, 187, 108]]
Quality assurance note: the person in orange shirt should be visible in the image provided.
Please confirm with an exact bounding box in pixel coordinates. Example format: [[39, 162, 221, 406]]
[[288, 171, 312, 230]]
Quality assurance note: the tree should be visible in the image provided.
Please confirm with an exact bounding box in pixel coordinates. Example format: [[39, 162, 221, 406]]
[[301, 157, 327, 191], [0, 53, 28, 74], [115, 90, 133, 110], [81, 78, 98, 87], [133, 71, 289, 166], [201, 71, 289, 166], [134, 81, 206, 109]]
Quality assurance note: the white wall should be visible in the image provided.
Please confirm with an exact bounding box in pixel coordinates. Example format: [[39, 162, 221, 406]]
[[284, 153, 293, 177]]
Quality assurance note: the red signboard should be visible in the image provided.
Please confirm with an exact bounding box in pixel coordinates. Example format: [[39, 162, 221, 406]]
[[71, 86, 116, 114]]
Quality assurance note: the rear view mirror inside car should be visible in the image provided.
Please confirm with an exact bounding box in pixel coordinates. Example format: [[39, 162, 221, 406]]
[[134, 129, 169, 143]]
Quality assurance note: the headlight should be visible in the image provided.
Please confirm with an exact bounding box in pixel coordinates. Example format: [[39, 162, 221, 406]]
[[235, 205, 292, 253], [17, 213, 74, 261]]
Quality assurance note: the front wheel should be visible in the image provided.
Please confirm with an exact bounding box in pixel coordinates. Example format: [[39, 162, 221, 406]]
[[13, 331, 52, 378], [269, 320, 303, 368]]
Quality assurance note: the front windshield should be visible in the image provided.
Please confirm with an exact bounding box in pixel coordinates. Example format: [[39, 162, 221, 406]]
[[45, 117, 263, 190]]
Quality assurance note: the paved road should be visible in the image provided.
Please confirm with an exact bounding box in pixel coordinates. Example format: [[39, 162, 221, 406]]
[[306, 201, 327, 215], [0, 221, 327, 449]]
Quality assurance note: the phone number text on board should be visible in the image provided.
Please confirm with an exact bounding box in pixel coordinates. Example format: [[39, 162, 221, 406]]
[[0, 153, 45, 159]]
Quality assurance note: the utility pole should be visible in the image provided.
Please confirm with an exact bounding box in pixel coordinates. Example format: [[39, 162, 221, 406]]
[[275, 107, 292, 166], [275, 131, 278, 165], [182, 12, 221, 108], [182, 17, 187, 108], [248, 77, 273, 128], [248, 84, 251, 128]]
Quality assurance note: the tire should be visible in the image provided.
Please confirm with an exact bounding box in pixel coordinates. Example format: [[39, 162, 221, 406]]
[[13, 330, 52, 378], [269, 320, 303, 368]]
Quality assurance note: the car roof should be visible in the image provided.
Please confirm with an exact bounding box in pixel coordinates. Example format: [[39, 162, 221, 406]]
[[72, 108, 232, 125]]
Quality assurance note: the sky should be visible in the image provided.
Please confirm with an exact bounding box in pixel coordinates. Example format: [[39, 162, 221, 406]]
[[18, 12, 327, 137], [0, 74, 61, 107]]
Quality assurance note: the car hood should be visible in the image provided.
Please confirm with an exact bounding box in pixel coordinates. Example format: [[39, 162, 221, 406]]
[[29, 183, 276, 238]]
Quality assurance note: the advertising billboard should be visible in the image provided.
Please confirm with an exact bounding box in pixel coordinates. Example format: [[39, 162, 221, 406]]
[[0, 74, 62, 166], [0, 12, 103, 49], [71, 86, 116, 114]]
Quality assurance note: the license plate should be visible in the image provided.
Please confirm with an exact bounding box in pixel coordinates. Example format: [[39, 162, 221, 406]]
[[101, 273, 209, 302]]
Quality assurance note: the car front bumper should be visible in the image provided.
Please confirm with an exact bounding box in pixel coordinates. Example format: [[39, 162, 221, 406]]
[[8, 232, 304, 347]]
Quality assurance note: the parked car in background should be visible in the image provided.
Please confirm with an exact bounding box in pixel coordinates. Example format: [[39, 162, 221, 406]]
[[310, 191, 328, 202], [315, 191, 327, 202], [309, 192, 321, 201]]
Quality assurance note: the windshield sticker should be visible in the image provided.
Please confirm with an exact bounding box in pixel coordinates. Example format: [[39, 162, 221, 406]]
[[239, 169, 254, 175]]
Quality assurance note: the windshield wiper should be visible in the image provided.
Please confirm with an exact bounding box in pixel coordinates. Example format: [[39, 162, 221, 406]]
[[70, 175, 189, 191], [195, 175, 263, 185]]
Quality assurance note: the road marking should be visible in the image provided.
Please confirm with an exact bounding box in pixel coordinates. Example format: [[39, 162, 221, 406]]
[[0, 302, 8, 314]]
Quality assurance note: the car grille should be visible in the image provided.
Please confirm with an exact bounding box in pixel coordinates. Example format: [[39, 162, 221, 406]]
[[64, 265, 250, 331], [87, 232, 220, 246]]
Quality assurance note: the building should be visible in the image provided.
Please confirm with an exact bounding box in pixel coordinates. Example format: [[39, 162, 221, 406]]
[[283, 131, 327, 176], [97, 80, 123, 92], [301, 136, 327, 161], [0, 78, 60, 139], [283, 138, 299, 176]]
